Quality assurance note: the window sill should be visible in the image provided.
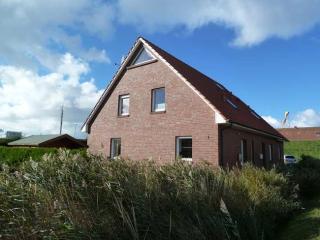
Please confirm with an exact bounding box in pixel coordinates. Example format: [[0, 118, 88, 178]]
[[182, 158, 193, 162], [118, 114, 130, 118], [151, 110, 166, 114], [127, 59, 158, 70]]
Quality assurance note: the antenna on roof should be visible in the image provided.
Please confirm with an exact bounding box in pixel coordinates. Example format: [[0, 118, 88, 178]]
[[59, 105, 64, 135], [121, 55, 125, 64], [282, 111, 289, 128]]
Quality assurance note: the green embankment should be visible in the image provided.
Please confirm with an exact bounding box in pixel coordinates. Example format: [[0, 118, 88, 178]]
[[284, 140, 320, 159]]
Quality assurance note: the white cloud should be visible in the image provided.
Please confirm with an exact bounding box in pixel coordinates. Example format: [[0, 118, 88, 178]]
[[263, 109, 320, 128], [291, 109, 320, 127], [0, 0, 113, 70], [117, 0, 320, 46], [0, 54, 103, 138], [262, 115, 282, 128]]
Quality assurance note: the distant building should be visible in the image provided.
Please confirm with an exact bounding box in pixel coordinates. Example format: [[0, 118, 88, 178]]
[[6, 131, 22, 139], [278, 127, 320, 141], [8, 134, 86, 149]]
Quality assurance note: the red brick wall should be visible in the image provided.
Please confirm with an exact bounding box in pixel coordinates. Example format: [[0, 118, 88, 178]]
[[87, 60, 220, 165], [278, 127, 320, 141], [220, 126, 284, 168]]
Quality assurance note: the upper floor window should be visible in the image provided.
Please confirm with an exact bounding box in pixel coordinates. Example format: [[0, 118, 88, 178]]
[[118, 94, 130, 116], [131, 47, 155, 66], [152, 88, 165, 112]]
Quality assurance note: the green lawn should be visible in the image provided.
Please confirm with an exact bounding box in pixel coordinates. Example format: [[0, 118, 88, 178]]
[[278, 195, 320, 240], [284, 140, 320, 160]]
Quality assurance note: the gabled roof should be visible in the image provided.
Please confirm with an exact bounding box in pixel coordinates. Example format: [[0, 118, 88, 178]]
[[82, 37, 285, 140], [8, 134, 85, 147]]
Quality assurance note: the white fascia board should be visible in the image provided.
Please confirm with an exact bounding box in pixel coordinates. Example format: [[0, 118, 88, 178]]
[[82, 38, 145, 132]]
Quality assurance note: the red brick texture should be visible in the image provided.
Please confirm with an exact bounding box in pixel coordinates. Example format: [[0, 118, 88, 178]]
[[88, 60, 220, 166], [219, 126, 284, 168]]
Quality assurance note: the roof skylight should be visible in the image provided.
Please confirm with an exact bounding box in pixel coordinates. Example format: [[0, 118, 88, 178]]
[[216, 83, 225, 90], [250, 110, 261, 119], [226, 99, 238, 109]]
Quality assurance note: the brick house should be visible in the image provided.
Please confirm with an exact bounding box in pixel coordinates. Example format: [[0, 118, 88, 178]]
[[278, 127, 320, 141], [82, 37, 286, 168]]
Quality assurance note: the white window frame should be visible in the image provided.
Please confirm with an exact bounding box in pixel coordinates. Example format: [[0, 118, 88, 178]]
[[131, 47, 155, 66], [152, 88, 166, 112], [240, 139, 247, 165], [118, 94, 130, 116], [176, 136, 192, 161], [110, 138, 121, 159], [268, 144, 273, 161]]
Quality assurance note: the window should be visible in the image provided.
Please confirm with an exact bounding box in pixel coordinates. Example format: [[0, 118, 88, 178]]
[[251, 141, 255, 163], [110, 138, 121, 159], [118, 94, 130, 116], [226, 99, 238, 109], [268, 144, 273, 161], [152, 88, 165, 112], [176, 137, 192, 161], [131, 47, 154, 65], [240, 139, 247, 165]]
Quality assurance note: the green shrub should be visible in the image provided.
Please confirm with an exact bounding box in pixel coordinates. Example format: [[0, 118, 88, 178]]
[[0, 151, 298, 239], [289, 155, 320, 198], [0, 146, 86, 167]]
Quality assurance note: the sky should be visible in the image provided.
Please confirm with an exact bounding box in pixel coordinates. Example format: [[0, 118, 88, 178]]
[[0, 0, 320, 138]]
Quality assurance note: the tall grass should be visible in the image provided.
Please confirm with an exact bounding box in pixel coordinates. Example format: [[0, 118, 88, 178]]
[[0, 150, 298, 239]]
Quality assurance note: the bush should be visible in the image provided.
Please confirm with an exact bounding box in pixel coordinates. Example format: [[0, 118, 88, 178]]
[[289, 155, 320, 198], [0, 151, 298, 240], [0, 146, 86, 167]]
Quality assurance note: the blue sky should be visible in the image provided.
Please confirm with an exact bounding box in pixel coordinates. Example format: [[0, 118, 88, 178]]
[[0, 0, 320, 137]]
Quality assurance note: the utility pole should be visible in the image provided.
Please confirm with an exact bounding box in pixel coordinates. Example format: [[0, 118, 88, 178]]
[[59, 105, 64, 135]]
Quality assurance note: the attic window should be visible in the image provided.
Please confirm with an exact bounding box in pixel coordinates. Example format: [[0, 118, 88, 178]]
[[250, 110, 261, 119], [227, 99, 238, 109], [131, 47, 155, 66]]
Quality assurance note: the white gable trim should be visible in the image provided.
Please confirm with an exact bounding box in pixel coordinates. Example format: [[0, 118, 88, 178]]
[[82, 37, 227, 132], [82, 38, 144, 132], [139, 38, 227, 124]]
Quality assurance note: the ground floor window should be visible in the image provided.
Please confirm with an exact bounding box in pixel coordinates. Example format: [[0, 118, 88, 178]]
[[176, 136, 192, 161], [240, 139, 247, 165], [110, 138, 121, 159], [268, 144, 273, 161]]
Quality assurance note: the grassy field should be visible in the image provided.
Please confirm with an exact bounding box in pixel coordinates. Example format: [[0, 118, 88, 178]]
[[284, 140, 320, 160]]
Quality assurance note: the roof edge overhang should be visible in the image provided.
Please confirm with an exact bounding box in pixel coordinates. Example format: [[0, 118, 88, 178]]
[[220, 121, 288, 141], [81, 37, 144, 132]]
